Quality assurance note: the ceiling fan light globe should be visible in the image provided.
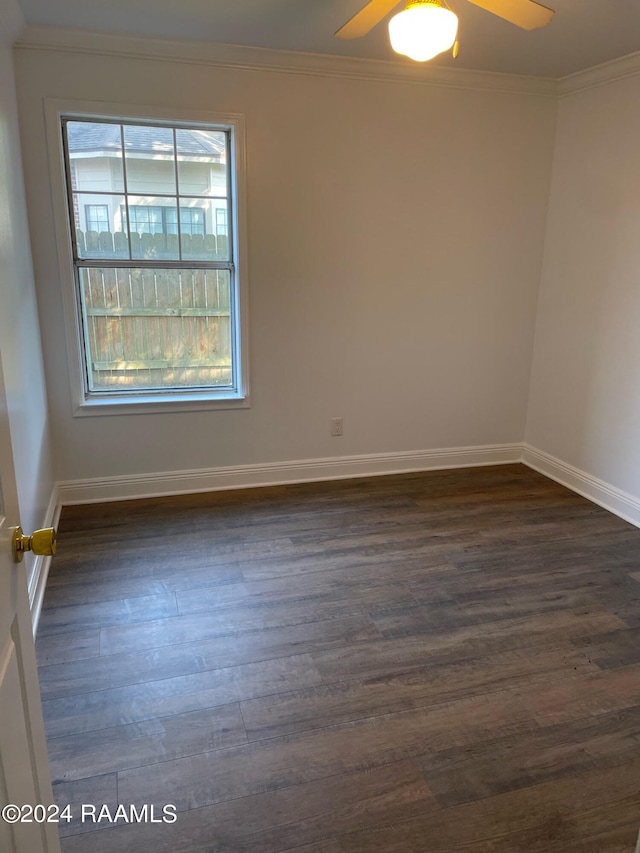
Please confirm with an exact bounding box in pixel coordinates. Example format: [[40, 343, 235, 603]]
[[388, 3, 458, 62]]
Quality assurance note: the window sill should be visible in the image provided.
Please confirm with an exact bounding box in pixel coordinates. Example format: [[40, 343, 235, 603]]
[[73, 391, 250, 417]]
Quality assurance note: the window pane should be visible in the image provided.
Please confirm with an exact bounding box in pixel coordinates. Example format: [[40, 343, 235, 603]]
[[127, 197, 180, 260], [73, 194, 128, 259], [176, 128, 228, 198], [79, 267, 233, 391], [66, 121, 125, 193], [123, 124, 177, 195]]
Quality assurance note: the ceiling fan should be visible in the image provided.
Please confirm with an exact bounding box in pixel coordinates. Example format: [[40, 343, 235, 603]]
[[335, 0, 555, 62]]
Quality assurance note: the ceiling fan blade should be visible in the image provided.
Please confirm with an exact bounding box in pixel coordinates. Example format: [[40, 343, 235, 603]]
[[466, 0, 554, 30], [335, 0, 403, 39]]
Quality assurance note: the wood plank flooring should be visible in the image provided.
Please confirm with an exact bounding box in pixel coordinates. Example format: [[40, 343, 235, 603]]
[[35, 464, 640, 852]]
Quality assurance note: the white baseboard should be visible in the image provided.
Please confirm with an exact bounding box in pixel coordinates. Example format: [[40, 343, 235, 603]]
[[522, 444, 640, 529], [56, 442, 523, 505], [29, 484, 61, 635]]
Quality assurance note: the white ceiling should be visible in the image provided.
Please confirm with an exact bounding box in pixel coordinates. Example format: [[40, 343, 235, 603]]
[[15, 0, 640, 78]]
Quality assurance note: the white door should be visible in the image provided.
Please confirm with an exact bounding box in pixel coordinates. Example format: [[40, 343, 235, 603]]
[[0, 348, 60, 852]]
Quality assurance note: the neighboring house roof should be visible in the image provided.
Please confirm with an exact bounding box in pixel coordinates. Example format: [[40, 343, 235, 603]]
[[66, 121, 226, 160]]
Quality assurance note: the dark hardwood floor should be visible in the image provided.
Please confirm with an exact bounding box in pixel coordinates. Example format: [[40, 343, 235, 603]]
[[35, 464, 640, 852]]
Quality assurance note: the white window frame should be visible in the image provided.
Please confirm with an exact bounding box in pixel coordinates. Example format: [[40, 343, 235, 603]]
[[45, 99, 249, 416]]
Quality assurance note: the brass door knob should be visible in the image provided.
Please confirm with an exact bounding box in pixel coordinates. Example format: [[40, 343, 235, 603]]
[[12, 527, 57, 563]]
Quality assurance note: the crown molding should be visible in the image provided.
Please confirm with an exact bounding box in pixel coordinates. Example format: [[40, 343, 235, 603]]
[[559, 50, 640, 97], [13, 24, 640, 99], [14, 25, 557, 97], [0, 0, 25, 47]]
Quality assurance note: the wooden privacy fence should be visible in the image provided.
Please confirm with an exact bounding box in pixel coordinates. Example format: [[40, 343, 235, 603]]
[[77, 228, 229, 261], [80, 264, 232, 391]]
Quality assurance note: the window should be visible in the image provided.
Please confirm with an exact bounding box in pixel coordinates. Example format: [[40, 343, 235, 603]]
[[85, 204, 109, 233], [127, 205, 207, 237], [216, 208, 228, 237], [176, 207, 206, 237], [128, 205, 166, 237], [58, 113, 247, 412]]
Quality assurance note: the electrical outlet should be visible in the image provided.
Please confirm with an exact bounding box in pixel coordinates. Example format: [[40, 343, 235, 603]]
[[331, 417, 344, 437]]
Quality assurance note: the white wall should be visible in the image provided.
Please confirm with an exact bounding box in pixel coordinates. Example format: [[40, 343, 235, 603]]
[[0, 0, 55, 583], [526, 74, 640, 500], [14, 40, 556, 484]]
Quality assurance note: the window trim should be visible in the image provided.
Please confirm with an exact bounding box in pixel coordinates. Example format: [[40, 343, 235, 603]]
[[45, 99, 250, 416]]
